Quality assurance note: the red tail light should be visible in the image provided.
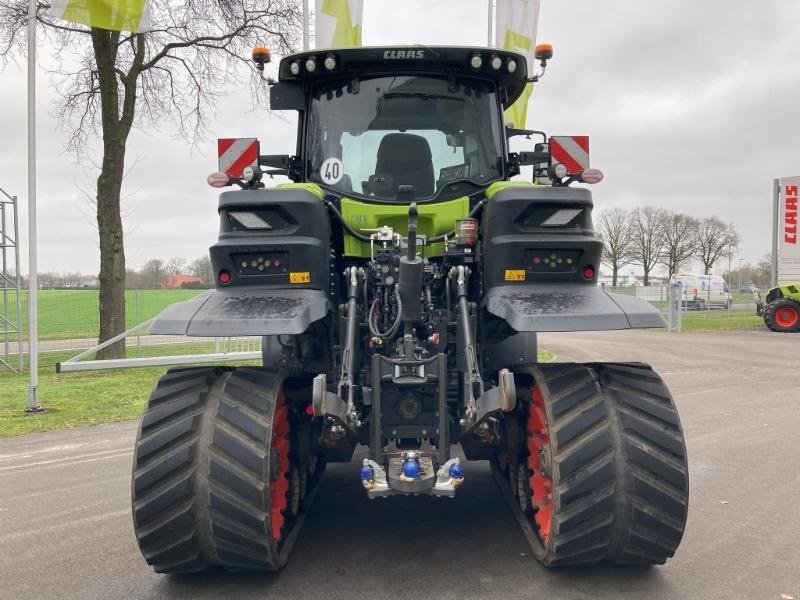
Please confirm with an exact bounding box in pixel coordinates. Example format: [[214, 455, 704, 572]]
[[218, 270, 232, 284], [582, 266, 595, 280]]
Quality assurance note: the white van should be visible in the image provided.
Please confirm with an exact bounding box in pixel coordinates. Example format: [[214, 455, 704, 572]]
[[670, 273, 732, 310]]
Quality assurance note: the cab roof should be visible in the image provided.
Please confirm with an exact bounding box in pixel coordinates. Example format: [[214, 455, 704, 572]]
[[277, 46, 529, 108]]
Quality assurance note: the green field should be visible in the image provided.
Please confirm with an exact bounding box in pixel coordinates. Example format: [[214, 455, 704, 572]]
[[0, 289, 204, 341]]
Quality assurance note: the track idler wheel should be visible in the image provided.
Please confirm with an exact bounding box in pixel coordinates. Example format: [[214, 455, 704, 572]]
[[131, 367, 323, 573], [495, 363, 689, 567]]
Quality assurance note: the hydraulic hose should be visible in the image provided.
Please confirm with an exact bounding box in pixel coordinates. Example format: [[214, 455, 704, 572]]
[[368, 288, 402, 340], [325, 201, 372, 242]]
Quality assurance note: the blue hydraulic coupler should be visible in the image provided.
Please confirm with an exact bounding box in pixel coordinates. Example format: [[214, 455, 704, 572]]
[[360, 463, 375, 483], [402, 459, 421, 479], [449, 462, 464, 480]]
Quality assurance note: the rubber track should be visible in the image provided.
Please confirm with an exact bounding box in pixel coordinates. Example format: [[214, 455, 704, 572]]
[[131, 367, 307, 573], [592, 363, 689, 565], [510, 362, 688, 567]]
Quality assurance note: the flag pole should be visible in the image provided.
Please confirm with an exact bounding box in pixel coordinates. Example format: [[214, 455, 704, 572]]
[[26, 0, 42, 412], [303, 0, 309, 50], [487, 0, 493, 46]]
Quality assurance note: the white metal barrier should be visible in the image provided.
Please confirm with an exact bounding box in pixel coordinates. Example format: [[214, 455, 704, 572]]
[[57, 318, 261, 373]]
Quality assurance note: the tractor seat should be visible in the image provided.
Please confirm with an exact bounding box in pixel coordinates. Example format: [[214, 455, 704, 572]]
[[371, 133, 435, 199]]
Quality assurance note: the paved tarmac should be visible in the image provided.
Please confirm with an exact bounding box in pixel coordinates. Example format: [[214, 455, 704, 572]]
[[0, 329, 797, 600]]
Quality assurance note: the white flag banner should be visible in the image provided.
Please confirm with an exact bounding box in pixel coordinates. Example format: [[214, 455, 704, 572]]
[[315, 0, 363, 48], [777, 177, 800, 283], [494, 0, 541, 128]]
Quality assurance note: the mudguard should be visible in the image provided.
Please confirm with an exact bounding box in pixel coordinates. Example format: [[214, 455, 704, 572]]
[[483, 284, 666, 332], [149, 288, 331, 337]]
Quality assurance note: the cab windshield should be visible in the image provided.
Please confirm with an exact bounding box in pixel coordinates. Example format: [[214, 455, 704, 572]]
[[306, 75, 504, 201]]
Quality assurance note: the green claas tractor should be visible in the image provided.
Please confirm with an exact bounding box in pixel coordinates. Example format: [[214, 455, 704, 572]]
[[131, 45, 689, 572], [756, 283, 800, 332]]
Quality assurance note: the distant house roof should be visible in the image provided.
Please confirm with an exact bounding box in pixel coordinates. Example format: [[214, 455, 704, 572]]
[[164, 274, 203, 288]]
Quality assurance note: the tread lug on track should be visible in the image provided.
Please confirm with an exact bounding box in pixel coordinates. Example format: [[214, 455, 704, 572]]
[[131, 367, 318, 573], [499, 362, 689, 567]]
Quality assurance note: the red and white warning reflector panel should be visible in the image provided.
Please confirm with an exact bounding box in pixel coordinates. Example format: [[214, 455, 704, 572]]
[[550, 136, 590, 174], [218, 138, 259, 178]]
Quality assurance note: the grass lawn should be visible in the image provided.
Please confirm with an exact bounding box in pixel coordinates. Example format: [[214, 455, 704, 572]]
[[0, 343, 257, 437], [732, 292, 760, 304], [1, 345, 556, 438], [0, 364, 168, 437], [0, 288, 205, 341], [677, 310, 764, 332]]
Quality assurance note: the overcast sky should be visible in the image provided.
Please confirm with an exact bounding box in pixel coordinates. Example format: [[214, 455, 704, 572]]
[[1, 0, 799, 276]]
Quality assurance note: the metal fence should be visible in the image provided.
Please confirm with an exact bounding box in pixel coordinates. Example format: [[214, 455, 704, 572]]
[[0, 288, 261, 371], [605, 284, 758, 333], [603, 285, 670, 302], [2, 284, 762, 372]]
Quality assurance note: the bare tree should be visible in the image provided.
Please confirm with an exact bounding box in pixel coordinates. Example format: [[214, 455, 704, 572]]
[[125, 267, 147, 290], [140, 258, 167, 289], [660, 212, 698, 279], [0, 0, 299, 357], [694, 216, 739, 275], [166, 257, 187, 278], [189, 255, 213, 285], [755, 254, 773, 288], [630, 206, 668, 286], [596, 207, 634, 287]]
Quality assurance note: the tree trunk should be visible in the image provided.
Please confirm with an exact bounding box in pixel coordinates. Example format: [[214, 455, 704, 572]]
[[612, 264, 618, 287], [92, 29, 128, 359], [96, 144, 127, 359]]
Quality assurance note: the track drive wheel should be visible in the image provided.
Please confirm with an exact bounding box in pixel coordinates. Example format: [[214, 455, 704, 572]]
[[496, 363, 689, 567], [764, 299, 800, 332], [131, 367, 322, 573]]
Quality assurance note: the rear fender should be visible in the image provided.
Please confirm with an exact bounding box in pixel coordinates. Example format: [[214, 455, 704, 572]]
[[149, 288, 332, 337], [482, 284, 665, 332]]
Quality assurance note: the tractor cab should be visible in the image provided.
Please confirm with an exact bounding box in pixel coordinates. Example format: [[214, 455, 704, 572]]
[[270, 47, 528, 203]]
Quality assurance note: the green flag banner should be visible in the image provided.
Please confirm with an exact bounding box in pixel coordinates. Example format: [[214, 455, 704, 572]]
[[315, 0, 363, 48], [49, 0, 151, 32], [495, 0, 541, 128]]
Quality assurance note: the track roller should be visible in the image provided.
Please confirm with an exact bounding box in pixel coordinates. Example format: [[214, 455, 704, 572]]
[[494, 362, 689, 567], [131, 366, 323, 573]]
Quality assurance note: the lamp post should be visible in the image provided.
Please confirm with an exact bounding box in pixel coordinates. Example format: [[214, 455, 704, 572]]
[[738, 258, 744, 292]]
